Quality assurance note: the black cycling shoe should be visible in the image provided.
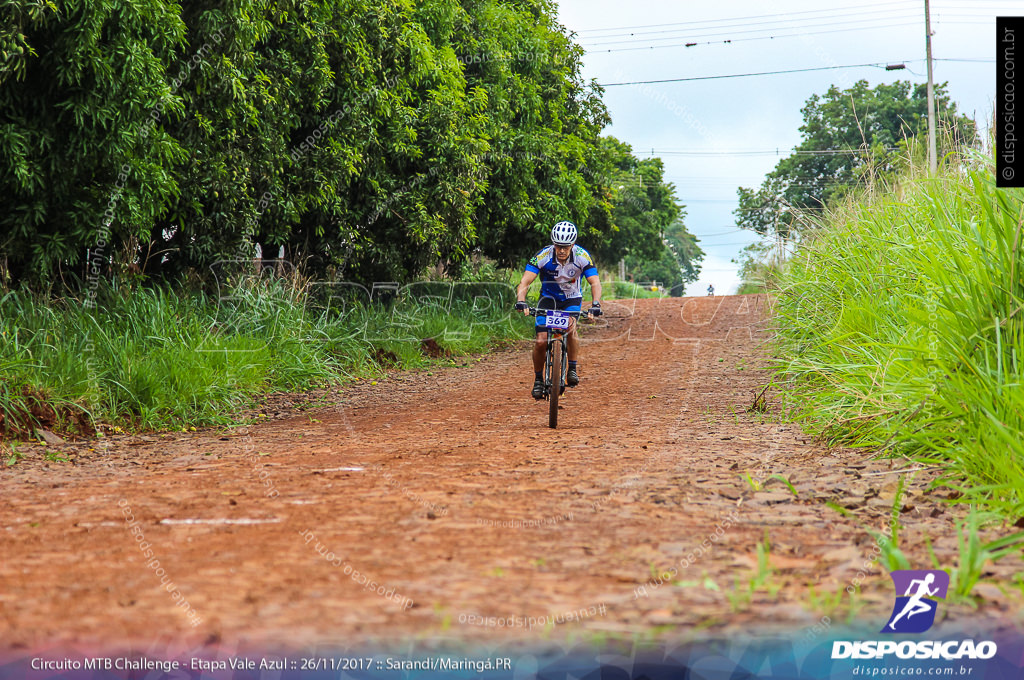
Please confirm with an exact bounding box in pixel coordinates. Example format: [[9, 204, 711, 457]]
[[531, 378, 545, 400], [566, 367, 579, 387]]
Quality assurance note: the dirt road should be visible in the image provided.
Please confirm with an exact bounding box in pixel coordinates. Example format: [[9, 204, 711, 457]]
[[1, 295, 1018, 655]]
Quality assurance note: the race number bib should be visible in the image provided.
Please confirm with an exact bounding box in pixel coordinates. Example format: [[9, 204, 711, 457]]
[[544, 310, 572, 330]]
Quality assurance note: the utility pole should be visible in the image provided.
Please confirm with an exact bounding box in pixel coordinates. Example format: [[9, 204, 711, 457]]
[[924, 0, 937, 173]]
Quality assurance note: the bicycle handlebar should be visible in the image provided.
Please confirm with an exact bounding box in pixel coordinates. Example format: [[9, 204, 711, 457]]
[[526, 308, 591, 318]]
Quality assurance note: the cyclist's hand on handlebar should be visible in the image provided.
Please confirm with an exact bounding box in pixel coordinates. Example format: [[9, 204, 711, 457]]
[[515, 300, 529, 315], [589, 302, 603, 317]]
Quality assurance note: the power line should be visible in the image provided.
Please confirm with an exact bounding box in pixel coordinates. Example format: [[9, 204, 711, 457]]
[[674, 182, 873, 188], [652, 150, 896, 156], [655, 148, 831, 153], [583, 18, 989, 55], [668, 180, 870, 187], [585, 22, 919, 54], [596, 58, 988, 86], [582, 11, 922, 47], [694, 241, 763, 246], [576, 2, 1014, 35], [579, 9, 920, 43], [664, 172, 888, 179], [599, 61, 895, 86], [575, 0, 917, 34], [692, 228, 749, 236], [581, 9, 1013, 43]]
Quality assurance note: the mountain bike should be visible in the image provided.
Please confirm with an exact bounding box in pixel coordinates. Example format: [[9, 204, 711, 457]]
[[528, 307, 589, 428]]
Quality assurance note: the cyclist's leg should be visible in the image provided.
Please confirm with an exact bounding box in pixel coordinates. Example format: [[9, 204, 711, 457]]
[[534, 296, 557, 370], [531, 296, 556, 398], [533, 330, 547, 374], [563, 299, 582, 361], [562, 299, 582, 386], [566, 326, 579, 361], [530, 328, 548, 398], [565, 327, 580, 387]]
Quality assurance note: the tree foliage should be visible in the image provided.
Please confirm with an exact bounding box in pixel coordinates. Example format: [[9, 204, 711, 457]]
[[457, 0, 613, 272], [1, 0, 188, 282], [592, 138, 702, 292], [586, 138, 673, 261], [734, 79, 977, 238], [624, 218, 703, 294], [0, 0, 701, 289]]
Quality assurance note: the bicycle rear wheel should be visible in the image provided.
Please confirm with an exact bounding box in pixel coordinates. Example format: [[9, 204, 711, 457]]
[[548, 337, 561, 428]]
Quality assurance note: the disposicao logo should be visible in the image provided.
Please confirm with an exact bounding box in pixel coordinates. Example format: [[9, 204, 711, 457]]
[[882, 569, 949, 634], [831, 568, 998, 661]]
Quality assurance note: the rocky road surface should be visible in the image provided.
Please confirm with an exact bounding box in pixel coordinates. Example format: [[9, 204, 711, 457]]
[[2, 295, 1020, 655]]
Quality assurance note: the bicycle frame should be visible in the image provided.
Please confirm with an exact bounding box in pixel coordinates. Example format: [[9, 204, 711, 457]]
[[527, 307, 586, 428], [529, 308, 581, 395], [544, 327, 569, 397]]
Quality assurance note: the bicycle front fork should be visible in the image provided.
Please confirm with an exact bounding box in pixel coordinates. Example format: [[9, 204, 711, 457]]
[[546, 336, 567, 396]]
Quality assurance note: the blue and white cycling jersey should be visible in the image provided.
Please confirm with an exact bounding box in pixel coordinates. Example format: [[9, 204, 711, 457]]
[[524, 245, 599, 302]]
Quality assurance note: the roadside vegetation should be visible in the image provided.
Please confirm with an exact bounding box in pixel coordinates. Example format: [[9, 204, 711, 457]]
[[607, 281, 668, 299], [0, 261, 667, 441], [0, 274, 525, 438], [771, 153, 1024, 519], [0, 1, 702, 441], [733, 78, 977, 296]]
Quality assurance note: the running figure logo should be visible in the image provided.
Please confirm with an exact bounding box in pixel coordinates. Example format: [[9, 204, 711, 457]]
[[882, 570, 950, 633]]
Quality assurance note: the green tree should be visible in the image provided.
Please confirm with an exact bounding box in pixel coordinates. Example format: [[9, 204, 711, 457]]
[[149, 0, 493, 283], [735, 79, 977, 238], [307, 0, 492, 282], [588, 136, 680, 264], [624, 218, 703, 295], [732, 240, 776, 294], [0, 0, 695, 291], [664, 217, 703, 288], [0, 0, 188, 284], [461, 0, 612, 271]]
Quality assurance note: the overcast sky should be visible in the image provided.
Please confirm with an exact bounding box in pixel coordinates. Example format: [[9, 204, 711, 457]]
[[556, 0, 1002, 294]]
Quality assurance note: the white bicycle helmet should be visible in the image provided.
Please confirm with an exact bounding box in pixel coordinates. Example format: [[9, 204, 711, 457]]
[[550, 221, 577, 246]]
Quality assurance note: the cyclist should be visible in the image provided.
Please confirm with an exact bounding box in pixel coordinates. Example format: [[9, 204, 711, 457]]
[[514, 221, 603, 399], [707, 284, 715, 297]]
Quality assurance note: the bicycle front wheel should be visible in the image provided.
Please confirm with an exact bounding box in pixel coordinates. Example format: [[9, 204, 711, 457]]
[[548, 337, 561, 428]]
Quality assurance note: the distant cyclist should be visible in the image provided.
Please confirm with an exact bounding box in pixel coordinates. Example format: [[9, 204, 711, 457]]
[[515, 221, 603, 399], [707, 284, 715, 297]]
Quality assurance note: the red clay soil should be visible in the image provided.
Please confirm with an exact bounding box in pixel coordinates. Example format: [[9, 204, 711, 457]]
[[1, 295, 1021, 654]]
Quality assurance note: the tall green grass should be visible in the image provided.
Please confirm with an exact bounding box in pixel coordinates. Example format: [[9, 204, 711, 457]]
[[0, 276, 525, 434], [606, 281, 669, 299], [773, 154, 1024, 517]]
